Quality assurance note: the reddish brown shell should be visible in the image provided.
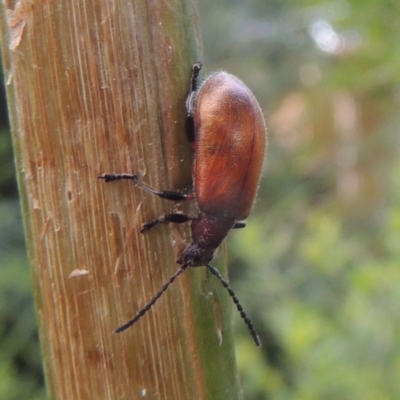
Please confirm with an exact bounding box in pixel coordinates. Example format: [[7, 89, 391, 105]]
[[193, 72, 266, 220]]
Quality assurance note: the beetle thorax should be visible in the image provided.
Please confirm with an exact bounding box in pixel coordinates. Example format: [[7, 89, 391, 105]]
[[177, 213, 235, 267]]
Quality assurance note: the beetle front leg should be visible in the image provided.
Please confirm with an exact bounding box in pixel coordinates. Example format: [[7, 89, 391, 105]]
[[98, 173, 194, 202], [141, 213, 194, 233]]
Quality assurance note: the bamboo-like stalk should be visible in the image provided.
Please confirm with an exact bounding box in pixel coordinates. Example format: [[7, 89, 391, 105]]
[[0, 0, 241, 399]]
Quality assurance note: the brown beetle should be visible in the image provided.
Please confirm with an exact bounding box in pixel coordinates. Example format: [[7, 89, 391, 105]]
[[99, 63, 266, 346]]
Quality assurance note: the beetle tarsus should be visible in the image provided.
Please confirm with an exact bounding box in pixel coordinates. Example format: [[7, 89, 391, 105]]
[[98, 173, 139, 183], [191, 62, 202, 91]]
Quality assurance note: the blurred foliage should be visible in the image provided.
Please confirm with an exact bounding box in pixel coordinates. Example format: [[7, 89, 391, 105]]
[[0, 60, 45, 397], [0, 200, 45, 399], [1, 0, 400, 398], [199, 0, 400, 399]]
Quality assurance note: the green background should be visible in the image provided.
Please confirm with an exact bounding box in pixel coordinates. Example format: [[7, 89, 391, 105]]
[[1, 0, 400, 398]]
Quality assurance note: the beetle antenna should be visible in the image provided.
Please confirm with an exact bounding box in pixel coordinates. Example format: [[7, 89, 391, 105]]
[[114, 263, 189, 334], [206, 264, 261, 347]]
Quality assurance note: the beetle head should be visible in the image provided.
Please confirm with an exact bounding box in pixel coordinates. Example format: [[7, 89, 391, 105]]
[[177, 242, 214, 267]]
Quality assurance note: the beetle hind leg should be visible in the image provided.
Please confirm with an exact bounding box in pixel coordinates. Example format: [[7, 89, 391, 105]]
[[141, 213, 193, 233], [190, 62, 202, 92], [185, 62, 202, 143]]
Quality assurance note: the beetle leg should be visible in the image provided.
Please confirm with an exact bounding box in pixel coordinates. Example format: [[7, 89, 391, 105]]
[[99, 173, 194, 201], [232, 221, 246, 229], [141, 213, 194, 233], [185, 115, 195, 143], [185, 62, 202, 143], [190, 62, 202, 92], [98, 173, 138, 183]]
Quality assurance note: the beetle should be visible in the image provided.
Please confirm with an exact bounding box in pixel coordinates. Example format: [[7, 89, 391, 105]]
[[99, 62, 266, 346]]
